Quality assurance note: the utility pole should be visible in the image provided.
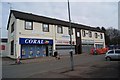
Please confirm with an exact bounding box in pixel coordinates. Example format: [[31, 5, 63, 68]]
[[67, 0, 74, 71]]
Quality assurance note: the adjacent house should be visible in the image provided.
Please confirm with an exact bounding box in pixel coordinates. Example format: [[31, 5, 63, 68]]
[[7, 10, 105, 59], [0, 38, 8, 57]]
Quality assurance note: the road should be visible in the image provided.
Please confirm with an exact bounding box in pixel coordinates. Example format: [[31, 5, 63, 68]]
[[2, 54, 120, 78]]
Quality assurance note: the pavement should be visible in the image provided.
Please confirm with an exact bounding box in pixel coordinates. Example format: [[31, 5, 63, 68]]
[[2, 54, 89, 65]]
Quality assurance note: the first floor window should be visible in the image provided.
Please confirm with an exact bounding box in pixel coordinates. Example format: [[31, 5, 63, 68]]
[[89, 31, 92, 38], [43, 23, 49, 32], [57, 25, 63, 34], [11, 22, 14, 33], [82, 30, 86, 37], [100, 34, 103, 39], [25, 21, 33, 30], [95, 33, 98, 38], [11, 40, 14, 55], [68, 28, 73, 35]]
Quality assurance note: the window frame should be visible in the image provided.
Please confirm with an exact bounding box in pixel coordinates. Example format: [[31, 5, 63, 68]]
[[82, 30, 86, 37], [68, 27, 73, 35], [100, 33, 103, 39], [95, 33, 98, 38], [57, 25, 63, 34], [25, 21, 33, 30], [89, 31, 92, 38], [42, 23, 49, 32]]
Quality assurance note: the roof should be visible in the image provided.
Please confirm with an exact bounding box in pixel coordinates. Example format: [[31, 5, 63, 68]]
[[7, 10, 104, 32]]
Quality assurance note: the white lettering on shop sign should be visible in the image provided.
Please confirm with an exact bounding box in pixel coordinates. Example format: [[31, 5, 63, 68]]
[[25, 39, 29, 44], [25, 39, 44, 44]]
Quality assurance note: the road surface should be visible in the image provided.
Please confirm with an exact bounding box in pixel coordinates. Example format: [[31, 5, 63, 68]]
[[2, 54, 120, 78]]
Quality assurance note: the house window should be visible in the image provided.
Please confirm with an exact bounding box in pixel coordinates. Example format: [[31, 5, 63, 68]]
[[11, 22, 14, 33], [95, 33, 98, 38], [43, 23, 49, 32], [82, 30, 86, 37], [25, 21, 33, 30], [89, 31, 92, 38], [100, 34, 103, 39], [57, 25, 63, 34], [68, 28, 73, 35], [11, 40, 14, 55]]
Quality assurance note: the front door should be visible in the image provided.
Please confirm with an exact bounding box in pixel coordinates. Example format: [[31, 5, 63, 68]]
[[75, 28, 82, 54]]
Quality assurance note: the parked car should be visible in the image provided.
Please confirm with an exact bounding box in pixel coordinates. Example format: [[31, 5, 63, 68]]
[[105, 49, 120, 61]]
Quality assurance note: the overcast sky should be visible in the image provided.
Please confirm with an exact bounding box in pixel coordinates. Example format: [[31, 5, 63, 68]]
[[1, 0, 119, 38]]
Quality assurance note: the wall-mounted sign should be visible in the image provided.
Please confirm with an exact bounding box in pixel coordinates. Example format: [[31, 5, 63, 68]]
[[62, 35, 70, 38], [19, 38, 53, 45], [56, 40, 69, 44], [82, 39, 94, 44]]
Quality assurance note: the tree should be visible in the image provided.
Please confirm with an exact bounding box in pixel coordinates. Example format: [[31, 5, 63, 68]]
[[101, 27, 110, 46], [106, 27, 120, 45], [101, 27, 106, 31], [96, 27, 101, 30]]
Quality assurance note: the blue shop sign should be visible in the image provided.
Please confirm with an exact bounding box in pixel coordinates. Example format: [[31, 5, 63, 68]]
[[19, 38, 53, 45]]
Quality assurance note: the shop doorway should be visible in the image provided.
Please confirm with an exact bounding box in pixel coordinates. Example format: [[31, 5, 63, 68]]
[[46, 45, 53, 56]]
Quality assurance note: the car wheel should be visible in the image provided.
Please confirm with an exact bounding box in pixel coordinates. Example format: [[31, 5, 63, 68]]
[[106, 57, 111, 61]]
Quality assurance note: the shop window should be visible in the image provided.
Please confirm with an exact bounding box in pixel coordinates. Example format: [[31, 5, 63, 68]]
[[11, 40, 14, 55], [1, 45, 5, 50], [100, 34, 103, 39], [11, 22, 14, 33], [82, 30, 86, 37], [25, 21, 33, 30], [89, 31, 92, 38], [95, 33, 98, 38], [57, 25, 63, 34], [43, 23, 49, 32], [95, 44, 103, 49]]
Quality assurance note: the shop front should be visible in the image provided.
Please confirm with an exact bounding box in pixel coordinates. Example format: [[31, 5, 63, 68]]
[[19, 38, 53, 59], [81, 39, 94, 54]]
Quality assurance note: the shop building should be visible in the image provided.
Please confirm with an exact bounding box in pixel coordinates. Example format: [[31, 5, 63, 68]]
[[81, 29, 105, 54], [7, 10, 105, 59]]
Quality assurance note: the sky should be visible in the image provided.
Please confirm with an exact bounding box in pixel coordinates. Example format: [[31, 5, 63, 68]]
[[1, 0, 119, 38]]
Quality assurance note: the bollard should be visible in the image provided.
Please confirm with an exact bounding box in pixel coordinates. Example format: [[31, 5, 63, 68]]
[[69, 50, 74, 71]]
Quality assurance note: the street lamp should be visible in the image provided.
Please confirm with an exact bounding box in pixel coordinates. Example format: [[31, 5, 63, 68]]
[[67, 0, 74, 71]]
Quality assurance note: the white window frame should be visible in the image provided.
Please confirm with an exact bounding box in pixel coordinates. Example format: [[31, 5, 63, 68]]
[[25, 21, 33, 30]]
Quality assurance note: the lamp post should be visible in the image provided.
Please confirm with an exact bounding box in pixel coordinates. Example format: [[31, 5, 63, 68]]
[[67, 0, 74, 71]]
